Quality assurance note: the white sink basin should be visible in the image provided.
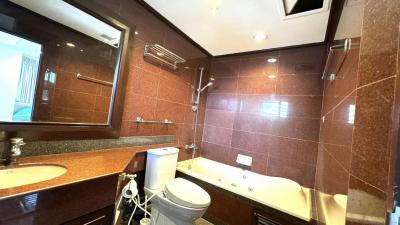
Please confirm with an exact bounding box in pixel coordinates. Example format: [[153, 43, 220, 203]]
[[0, 164, 67, 189]]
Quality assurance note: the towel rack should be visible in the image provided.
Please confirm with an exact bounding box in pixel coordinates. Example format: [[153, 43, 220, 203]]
[[143, 44, 186, 70], [321, 38, 360, 82], [134, 117, 174, 124], [76, 73, 113, 86]]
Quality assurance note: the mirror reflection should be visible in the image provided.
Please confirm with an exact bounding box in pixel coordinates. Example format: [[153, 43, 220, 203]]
[[0, 0, 123, 124]]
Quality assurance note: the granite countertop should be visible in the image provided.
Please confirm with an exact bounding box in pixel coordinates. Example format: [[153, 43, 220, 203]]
[[0, 143, 177, 200]]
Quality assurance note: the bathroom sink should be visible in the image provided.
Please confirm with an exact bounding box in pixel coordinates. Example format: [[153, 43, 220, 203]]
[[0, 164, 67, 189]]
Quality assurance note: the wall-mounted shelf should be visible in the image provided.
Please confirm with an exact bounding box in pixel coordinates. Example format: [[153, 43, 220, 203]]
[[143, 44, 186, 70], [134, 117, 174, 124], [321, 38, 360, 82]]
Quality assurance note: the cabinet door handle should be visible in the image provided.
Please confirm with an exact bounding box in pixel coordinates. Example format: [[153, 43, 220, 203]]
[[83, 215, 106, 225]]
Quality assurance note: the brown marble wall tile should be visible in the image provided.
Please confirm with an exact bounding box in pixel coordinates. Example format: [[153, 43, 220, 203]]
[[346, 176, 387, 225], [239, 56, 278, 77], [351, 145, 389, 191], [211, 58, 240, 77], [204, 109, 235, 129], [202, 125, 232, 147], [277, 74, 324, 96], [201, 142, 230, 164], [267, 156, 316, 187], [352, 78, 395, 150], [202, 45, 324, 186], [356, 0, 400, 87], [206, 93, 238, 111], [88, 0, 212, 161]]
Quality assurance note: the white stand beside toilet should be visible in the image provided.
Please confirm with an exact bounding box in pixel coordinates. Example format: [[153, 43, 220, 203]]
[[144, 147, 211, 225]]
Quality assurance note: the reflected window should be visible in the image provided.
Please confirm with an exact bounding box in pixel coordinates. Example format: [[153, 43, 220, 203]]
[[20, 193, 38, 213], [0, 31, 42, 122], [261, 101, 288, 117], [348, 104, 355, 124]]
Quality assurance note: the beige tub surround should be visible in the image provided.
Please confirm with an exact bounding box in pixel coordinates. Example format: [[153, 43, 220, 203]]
[[177, 157, 312, 221]]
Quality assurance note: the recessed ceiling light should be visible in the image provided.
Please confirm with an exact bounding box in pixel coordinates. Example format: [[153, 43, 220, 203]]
[[66, 42, 75, 47], [268, 74, 277, 79], [267, 58, 277, 63], [253, 33, 267, 42], [134, 31, 139, 35], [80, 49, 84, 52], [56, 43, 60, 47]]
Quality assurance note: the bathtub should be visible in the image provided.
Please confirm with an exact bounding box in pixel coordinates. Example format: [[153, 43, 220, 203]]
[[176, 157, 312, 222]]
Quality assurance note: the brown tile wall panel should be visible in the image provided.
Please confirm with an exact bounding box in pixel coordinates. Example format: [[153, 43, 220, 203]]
[[315, 0, 400, 223], [343, 0, 400, 223], [86, 0, 211, 160], [202, 45, 326, 188]]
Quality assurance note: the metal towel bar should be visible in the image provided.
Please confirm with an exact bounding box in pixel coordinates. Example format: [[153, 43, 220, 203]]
[[76, 73, 113, 86], [134, 117, 174, 124]]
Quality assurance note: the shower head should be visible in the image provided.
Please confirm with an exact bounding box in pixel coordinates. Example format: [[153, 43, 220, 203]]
[[199, 81, 213, 93]]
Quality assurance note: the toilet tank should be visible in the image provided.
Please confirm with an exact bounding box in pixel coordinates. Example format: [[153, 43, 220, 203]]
[[144, 147, 179, 190]]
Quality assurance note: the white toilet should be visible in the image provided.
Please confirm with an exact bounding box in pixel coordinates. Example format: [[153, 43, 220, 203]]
[[144, 147, 211, 225]]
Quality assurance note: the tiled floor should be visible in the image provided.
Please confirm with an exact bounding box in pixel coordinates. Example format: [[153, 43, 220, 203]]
[[195, 218, 214, 225], [127, 217, 213, 225]]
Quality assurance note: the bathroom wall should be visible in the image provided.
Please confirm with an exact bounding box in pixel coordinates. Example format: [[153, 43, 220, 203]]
[[344, 1, 400, 224], [201, 45, 326, 187], [86, 0, 211, 160]]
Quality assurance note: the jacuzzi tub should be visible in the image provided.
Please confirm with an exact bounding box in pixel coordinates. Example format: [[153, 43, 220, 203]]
[[177, 157, 312, 221]]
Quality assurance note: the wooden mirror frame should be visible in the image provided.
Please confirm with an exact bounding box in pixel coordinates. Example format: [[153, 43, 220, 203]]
[[0, 0, 133, 141]]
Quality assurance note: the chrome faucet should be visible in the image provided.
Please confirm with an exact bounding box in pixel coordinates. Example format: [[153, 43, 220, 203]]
[[1, 138, 25, 166]]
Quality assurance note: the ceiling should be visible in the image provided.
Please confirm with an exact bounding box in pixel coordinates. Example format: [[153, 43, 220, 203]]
[[10, 0, 121, 47], [144, 0, 333, 56]]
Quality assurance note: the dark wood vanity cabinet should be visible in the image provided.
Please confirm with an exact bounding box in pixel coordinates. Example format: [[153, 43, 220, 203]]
[[62, 205, 114, 225], [0, 175, 119, 225]]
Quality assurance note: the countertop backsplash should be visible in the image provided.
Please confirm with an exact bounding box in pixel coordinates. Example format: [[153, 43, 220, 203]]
[[0, 135, 175, 157]]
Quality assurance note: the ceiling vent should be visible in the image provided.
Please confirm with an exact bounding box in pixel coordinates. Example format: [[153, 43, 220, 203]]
[[283, 0, 324, 15]]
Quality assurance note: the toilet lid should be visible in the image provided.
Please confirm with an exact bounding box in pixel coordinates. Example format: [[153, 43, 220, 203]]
[[165, 178, 211, 208]]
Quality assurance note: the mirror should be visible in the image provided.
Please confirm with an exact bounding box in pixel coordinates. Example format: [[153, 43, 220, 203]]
[[0, 0, 124, 125]]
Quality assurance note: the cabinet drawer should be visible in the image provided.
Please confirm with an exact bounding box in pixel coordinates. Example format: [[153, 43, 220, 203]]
[[62, 205, 114, 225]]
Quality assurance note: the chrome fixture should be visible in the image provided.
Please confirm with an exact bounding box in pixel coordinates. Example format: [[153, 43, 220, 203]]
[[186, 67, 214, 160], [1, 138, 25, 165], [77, 73, 113, 86], [143, 44, 186, 70], [321, 38, 360, 82], [134, 117, 173, 124]]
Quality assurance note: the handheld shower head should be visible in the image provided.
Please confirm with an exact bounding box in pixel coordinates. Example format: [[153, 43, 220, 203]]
[[200, 81, 213, 93]]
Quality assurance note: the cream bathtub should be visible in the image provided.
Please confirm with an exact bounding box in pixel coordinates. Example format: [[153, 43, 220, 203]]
[[177, 157, 312, 221]]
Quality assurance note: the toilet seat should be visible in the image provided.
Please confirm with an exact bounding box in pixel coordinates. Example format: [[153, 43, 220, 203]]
[[165, 178, 211, 208]]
